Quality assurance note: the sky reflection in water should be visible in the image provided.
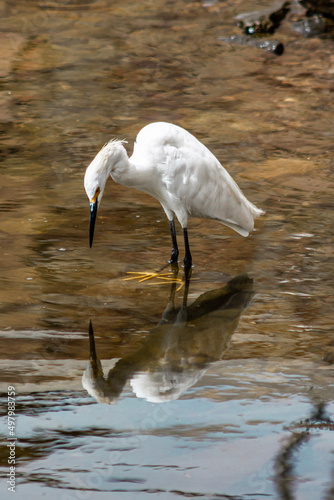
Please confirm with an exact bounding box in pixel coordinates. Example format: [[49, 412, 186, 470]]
[[1, 0, 334, 498]]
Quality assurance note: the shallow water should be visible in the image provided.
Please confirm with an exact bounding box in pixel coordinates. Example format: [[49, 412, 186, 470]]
[[1, 0, 334, 498]]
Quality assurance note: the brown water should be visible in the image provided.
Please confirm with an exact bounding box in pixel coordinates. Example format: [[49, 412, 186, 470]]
[[1, 0, 334, 498]]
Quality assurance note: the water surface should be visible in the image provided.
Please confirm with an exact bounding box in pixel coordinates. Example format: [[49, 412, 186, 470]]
[[1, 0, 334, 498]]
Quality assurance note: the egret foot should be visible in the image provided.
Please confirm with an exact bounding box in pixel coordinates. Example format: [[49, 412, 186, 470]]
[[124, 269, 184, 290]]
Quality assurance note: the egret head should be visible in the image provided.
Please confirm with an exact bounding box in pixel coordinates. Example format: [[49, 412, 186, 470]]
[[84, 157, 105, 249], [84, 139, 127, 247]]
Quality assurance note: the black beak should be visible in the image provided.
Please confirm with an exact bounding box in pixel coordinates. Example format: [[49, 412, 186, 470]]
[[89, 199, 98, 248]]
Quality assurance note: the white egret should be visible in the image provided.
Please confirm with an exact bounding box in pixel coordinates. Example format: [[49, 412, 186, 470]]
[[84, 122, 264, 268]]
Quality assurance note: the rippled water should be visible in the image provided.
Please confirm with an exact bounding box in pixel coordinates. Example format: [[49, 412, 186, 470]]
[[1, 0, 334, 498]]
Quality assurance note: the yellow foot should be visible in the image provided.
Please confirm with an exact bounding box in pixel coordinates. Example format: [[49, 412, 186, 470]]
[[123, 271, 184, 291]]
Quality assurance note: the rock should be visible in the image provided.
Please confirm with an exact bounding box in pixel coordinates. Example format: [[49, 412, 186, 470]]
[[299, 0, 334, 19], [220, 35, 284, 55], [235, 1, 291, 35], [293, 13, 334, 36]]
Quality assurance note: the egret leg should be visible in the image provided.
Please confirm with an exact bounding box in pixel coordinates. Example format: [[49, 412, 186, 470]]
[[88, 321, 99, 378], [183, 228, 192, 270], [169, 220, 179, 263]]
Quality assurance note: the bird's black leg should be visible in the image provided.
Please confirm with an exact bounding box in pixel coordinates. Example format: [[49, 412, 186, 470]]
[[169, 219, 179, 263], [183, 227, 192, 271]]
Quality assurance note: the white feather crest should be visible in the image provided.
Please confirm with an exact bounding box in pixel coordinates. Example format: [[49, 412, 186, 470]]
[[102, 138, 128, 150]]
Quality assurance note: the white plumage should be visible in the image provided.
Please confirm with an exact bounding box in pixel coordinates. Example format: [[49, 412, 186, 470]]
[[84, 122, 264, 267]]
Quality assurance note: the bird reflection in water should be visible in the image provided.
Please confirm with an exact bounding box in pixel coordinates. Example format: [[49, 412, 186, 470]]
[[82, 269, 254, 404]]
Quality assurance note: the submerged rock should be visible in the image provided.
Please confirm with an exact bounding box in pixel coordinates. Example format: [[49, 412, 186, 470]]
[[300, 0, 334, 19], [293, 13, 334, 37], [292, 0, 334, 38], [235, 1, 291, 35], [234, 0, 334, 41], [220, 35, 284, 56]]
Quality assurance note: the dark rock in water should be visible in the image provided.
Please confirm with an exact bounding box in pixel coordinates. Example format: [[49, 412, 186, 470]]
[[235, 1, 291, 35], [299, 0, 334, 20], [220, 35, 284, 56], [293, 13, 334, 37], [256, 39, 285, 55], [234, 0, 334, 40]]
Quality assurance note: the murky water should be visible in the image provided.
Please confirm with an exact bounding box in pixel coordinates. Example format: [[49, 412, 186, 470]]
[[1, 0, 334, 498]]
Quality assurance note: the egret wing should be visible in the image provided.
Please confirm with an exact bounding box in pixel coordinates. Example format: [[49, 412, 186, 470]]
[[161, 133, 261, 235], [132, 122, 263, 235]]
